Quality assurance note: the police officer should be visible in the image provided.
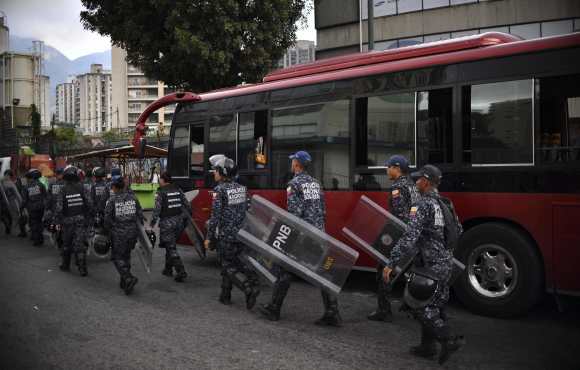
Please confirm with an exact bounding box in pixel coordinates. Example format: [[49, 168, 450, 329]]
[[104, 175, 144, 295], [90, 167, 108, 227], [150, 171, 190, 282], [55, 166, 91, 275], [21, 168, 46, 246], [259, 151, 341, 326], [368, 155, 419, 323], [383, 165, 464, 365], [45, 168, 65, 248], [204, 154, 260, 309]]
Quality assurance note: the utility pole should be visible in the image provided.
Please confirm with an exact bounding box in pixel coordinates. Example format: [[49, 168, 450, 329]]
[[368, 0, 374, 51]]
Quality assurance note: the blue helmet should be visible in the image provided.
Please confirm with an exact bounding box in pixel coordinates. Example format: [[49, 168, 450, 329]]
[[289, 151, 312, 166]]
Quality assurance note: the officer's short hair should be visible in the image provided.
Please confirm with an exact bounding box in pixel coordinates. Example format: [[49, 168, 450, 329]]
[[160, 171, 171, 183]]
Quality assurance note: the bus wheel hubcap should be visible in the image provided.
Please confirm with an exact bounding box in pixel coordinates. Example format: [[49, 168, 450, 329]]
[[467, 244, 518, 299]]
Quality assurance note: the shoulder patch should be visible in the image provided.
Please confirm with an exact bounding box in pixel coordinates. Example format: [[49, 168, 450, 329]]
[[286, 186, 293, 195], [392, 189, 400, 198], [410, 206, 418, 217], [211, 192, 217, 199]]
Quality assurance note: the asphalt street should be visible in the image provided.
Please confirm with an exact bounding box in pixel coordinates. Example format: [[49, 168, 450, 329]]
[[0, 229, 579, 370]]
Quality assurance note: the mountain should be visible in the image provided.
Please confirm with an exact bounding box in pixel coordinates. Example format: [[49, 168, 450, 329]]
[[8, 35, 111, 112]]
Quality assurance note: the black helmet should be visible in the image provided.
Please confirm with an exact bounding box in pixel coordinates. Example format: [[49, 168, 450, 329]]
[[63, 165, 80, 181], [25, 168, 42, 179], [92, 234, 111, 257], [403, 267, 440, 309], [209, 154, 235, 177], [92, 167, 106, 178]]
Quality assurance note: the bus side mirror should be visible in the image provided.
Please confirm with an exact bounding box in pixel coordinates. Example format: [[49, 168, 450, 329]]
[[139, 137, 147, 158]]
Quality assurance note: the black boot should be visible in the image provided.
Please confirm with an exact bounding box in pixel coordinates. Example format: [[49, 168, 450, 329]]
[[258, 282, 288, 321], [228, 268, 261, 310], [123, 274, 138, 295], [315, 291, 342, 327], [161, 248, 173, 276], [219, 275, 232, 305], [173, 258, 187, 283], [76, 252, 88, 277], [410, 326, 437, 359], [434, 325, 465, 365], [368, 279, 393, 322], [59, 251, 71, 271]]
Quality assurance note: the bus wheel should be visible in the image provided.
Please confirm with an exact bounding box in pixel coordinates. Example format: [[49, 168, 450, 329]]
[[453, 222, 543, 318]]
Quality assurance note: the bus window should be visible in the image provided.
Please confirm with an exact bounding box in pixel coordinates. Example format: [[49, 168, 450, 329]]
[[539, 74, 580, 164], [355, 92, 416, 168], [462, 79, 534, 166], [238, 111, 268, 171], [271, 100, 350, 190], [417, 88, 453, 165], [190, 124, 204, 177], [168, 125, 189, 177], [209, 114, 236, 161]]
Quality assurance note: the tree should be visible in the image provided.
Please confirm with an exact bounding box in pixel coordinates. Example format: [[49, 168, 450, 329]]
[[81, 0, 309, 92], [30, 104, 41, 138]]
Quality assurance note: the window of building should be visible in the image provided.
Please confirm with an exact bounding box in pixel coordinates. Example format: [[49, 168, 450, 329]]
[[574, 18, 580, 32], [356, 92, 416, 168], [271, 100, 350, 190], [208, 114, 236, 161], [361, 0, 396, 19], [509, 23, 540, 40], [417, 88, 453, 165], [538, 74, 580, 165], [169, 125, 189, 177], [424, 33, 451, 42], [462, 79, 534, 166], [397, 0, 422, 14], [238, 111, 268, 171], [450, 0, 476, 5], [423, 0, 449, 9], [451, 29, 478, 38], [541, 19, 573, 37]]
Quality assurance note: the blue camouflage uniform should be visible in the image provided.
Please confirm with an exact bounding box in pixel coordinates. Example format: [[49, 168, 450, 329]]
[[90, 179, 108, 226], [386, 189, 463, 343], [151, 183, 191, 280], [207, 179, 259, 306], [104, 189, 144, 289], [22, 178, 46, 245], [55, 181, 91, 275]]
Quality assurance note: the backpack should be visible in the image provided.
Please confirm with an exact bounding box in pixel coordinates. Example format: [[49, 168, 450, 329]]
[[436, 196, 461, 251]]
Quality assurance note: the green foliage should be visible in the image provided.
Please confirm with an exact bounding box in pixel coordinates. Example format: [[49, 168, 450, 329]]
[[54, 127, 77, 144], [101, 129, 130, 143], [81, 0, 309, 91], [30, 104, 41, 138]]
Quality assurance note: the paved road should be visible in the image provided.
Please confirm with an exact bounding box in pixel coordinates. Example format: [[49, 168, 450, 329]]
[[0, 231, 579, 370]]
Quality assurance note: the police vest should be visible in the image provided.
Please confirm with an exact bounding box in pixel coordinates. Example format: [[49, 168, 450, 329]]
[[113, 197, 137, 222], [160, 186, 182, 218], [51, 183, 63, 196], [62, 185, 85, 217], [27, 183, 42, 200]]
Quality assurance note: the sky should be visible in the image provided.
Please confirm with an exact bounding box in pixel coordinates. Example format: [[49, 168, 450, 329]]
[[0, 0, 316, 60]]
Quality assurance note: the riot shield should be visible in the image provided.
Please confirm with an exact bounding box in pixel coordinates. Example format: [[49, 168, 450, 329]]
[[240, 249, 277, 286], [183, 190, 206, 260], [0, 182, 21, 230], [341, 195, 407, 266], [237, 195, 359, 296], [136, 222, 153, 274]]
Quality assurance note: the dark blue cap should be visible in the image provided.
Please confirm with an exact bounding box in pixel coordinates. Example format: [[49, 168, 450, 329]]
[[111, 175, 124, 185], [384, 155, 410, 170], [111, 168, 121, 176], [411, 164, 442, 184], [289, 151, 312, 165], [55, 168, 64, 175]]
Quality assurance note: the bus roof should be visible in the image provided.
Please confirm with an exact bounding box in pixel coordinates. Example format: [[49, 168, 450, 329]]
[[194, 32, 580, 103]]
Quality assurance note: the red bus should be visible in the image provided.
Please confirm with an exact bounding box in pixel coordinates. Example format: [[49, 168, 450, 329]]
[[134, 32, 580, 317]]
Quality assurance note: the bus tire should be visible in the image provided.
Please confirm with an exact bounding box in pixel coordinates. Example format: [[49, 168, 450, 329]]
[[453, 222, 543, 318]]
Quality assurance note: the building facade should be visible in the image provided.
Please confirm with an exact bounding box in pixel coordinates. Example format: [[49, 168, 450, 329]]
[[0, 52, 50, 129], [111, 46, 174, 135], [55, 82, 75, 124], [315, 0, 580, 58], [277, 40, 316, 68], [76, 64, 113, 135]]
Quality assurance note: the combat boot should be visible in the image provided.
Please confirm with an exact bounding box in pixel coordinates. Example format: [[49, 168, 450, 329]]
[[435, 326, 465, 365], [173, 261, 187, 283], [410, 326, 437, 359], [161, 262, 173, 277], [123, 275, 138, 295], [76, 253, 88, 277], [59, 252, 71, 272], [227, 268, 260, 310], [245, 286, 260, 310], [315, 291, 342, 327], [219, 275, 232, 305], [259, 283, 288, 321], [258, 303, 280, 321]]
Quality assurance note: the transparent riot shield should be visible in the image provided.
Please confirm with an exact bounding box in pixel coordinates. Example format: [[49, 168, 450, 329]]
[[0, 181, 21, 227], [136, 222, 153, 274], [341, 195, 407, 266], [237, 195, 359, 296], [183, 190, 206, 260], [240, 249, 277, 286]]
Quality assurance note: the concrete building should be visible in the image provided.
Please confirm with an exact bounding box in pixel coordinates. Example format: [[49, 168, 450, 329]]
[[0, 52, 50, 129], [277, 40, 316, 68], [0, 14, 8, 54], [111, 46, 174, 135], [55, 82, 75, 124], [315, 0, 580, 59], [76, 64, 113, 135]]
